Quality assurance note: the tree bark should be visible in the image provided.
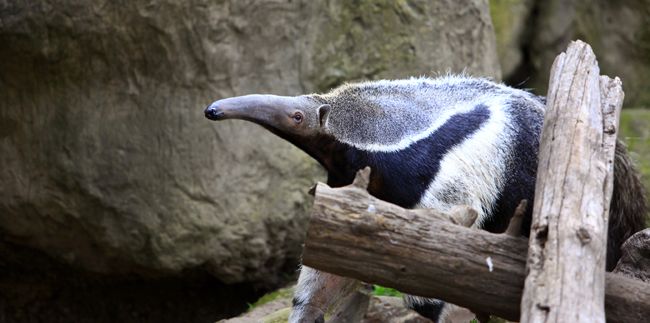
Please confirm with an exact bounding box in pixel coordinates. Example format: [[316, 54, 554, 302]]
[[519, 40, 623, 323], [301, 176, 650, 322]]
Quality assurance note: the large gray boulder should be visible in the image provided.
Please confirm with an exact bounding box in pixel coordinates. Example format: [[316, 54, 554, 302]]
[[0, 0, 500, 286]]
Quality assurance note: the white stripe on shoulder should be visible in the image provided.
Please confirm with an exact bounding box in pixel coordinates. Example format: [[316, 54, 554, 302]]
[[335, 100, 481, 152]]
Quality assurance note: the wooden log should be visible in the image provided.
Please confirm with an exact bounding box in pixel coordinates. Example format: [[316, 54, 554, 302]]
[[301, 175, 650, 322], [303, 180, 527, 320], [520, 40, 623, 323], [605, 274, 650, 323]]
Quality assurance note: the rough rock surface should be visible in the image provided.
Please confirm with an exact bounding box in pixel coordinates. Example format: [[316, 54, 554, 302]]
[[491, 0, 650, 108], [0, 0, 500, 287]]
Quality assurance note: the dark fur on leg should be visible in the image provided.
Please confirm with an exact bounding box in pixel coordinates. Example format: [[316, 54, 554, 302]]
[[403, 295, 446, 322]]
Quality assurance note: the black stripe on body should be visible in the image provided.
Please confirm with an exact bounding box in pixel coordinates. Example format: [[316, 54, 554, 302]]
[[351, 104, 491, 209], [482, 98, 543, 233]]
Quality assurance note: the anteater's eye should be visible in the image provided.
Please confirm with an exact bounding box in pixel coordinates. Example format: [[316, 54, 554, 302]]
[[292, 112, 303, 123]]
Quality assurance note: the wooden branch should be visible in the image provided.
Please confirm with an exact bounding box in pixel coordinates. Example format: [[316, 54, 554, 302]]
[[505, 200, 527, 237], [520, 40, 623, 323], [301, 173, 650, 322]]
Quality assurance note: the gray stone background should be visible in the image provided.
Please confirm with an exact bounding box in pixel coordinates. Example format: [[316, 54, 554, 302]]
[[0, 0, 648, 322]]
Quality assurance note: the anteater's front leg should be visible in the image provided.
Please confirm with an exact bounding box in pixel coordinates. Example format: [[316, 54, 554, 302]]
[[289, 266, 361, 323]]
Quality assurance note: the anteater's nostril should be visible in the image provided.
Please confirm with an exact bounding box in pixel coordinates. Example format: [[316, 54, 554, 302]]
[[204, 106, 225, 120]]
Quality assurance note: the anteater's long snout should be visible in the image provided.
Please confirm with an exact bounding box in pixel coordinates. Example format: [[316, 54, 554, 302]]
[[204, 95, 271, 121], [204, 103, 226, 120], [204, 95, 305, 122]]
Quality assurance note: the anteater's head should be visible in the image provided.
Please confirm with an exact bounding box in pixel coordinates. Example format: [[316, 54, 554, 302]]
[[205, 94, 331, 140], [205, 94, 355, 180]]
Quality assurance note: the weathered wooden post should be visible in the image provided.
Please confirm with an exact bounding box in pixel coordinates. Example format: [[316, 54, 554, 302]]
[[520, 40, 623, 323]]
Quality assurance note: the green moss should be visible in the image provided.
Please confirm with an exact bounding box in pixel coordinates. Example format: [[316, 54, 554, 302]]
[[261, 308, 291, 323], [372, 285, 402, 297], [635, 20, 650, 109], [489, 0, 516, 55], [247, 286, 295, 312], [489, 0, 532, 76]]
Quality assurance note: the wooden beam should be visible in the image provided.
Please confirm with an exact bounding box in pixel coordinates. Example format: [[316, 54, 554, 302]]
[[301, 174, 650, 322]]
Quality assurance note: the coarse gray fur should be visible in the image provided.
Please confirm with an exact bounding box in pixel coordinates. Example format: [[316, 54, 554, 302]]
[[314, 75, 543, 152]]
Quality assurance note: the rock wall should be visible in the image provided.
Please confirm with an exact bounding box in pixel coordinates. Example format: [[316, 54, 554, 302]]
[[0, 0, 500, 291], [491, 0, 650, 108]]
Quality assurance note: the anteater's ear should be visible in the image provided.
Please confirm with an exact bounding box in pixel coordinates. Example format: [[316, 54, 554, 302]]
[[317, 104, 331, 128]]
